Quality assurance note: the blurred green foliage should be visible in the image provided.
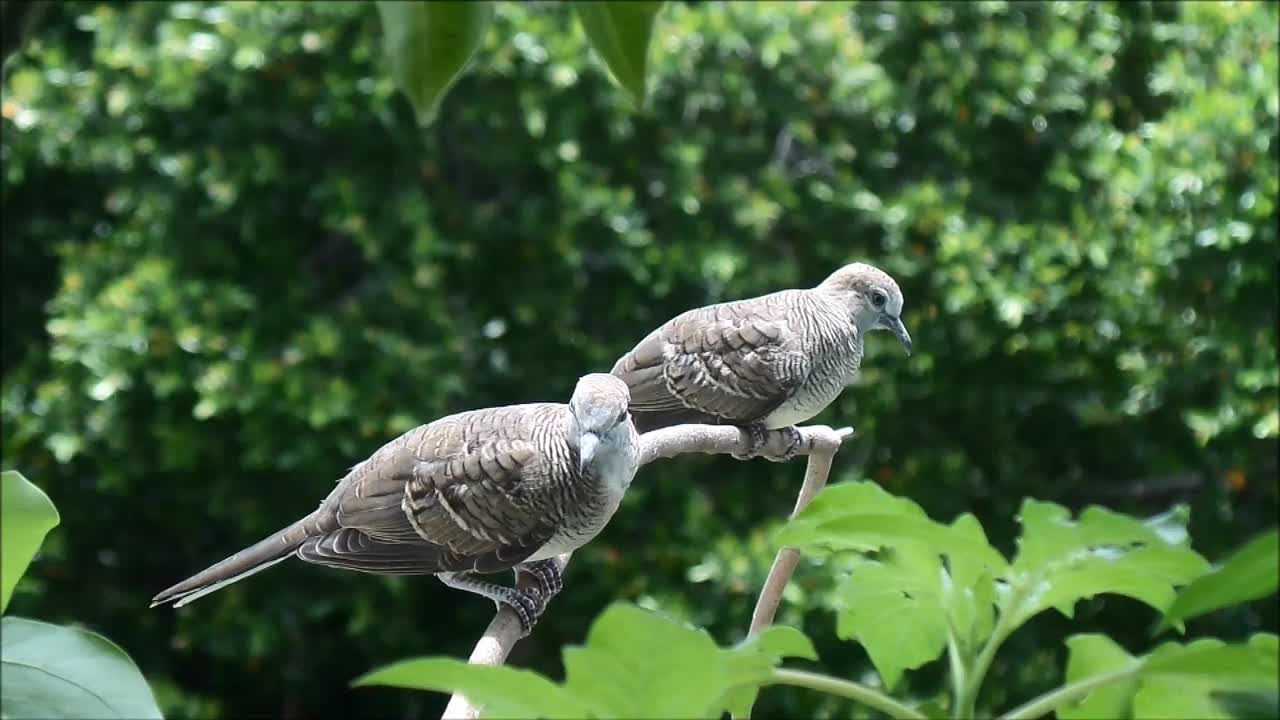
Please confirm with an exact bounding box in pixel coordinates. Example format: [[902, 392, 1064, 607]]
[[1, 1, 1276, 718]]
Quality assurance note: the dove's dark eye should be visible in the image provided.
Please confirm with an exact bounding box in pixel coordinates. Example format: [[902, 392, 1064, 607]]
[[871, 290, 888, 308], [616, 409, 629, 425]]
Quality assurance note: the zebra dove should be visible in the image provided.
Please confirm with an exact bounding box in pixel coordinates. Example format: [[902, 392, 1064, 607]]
[[610, 262, 911, 458], [151, 373, 640, 636]]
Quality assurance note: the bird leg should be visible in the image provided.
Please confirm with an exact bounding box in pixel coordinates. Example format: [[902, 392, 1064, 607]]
[[437, 571, 546, 639], [765, 425, 805, 463], [733, 423, 804, 462], [515, 558, 564, 599], [732, 421, 772, 461]]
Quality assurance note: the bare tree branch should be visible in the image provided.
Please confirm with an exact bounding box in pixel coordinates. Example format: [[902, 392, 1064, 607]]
[[748, 428, 851, 637], [441, 423, 853, 720]]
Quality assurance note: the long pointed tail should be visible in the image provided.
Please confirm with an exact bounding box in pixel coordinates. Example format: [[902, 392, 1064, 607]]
[[151, 512, 325, 608]]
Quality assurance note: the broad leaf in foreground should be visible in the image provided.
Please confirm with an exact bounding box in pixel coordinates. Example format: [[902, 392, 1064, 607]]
[[1058, 633, 1279, 720], [777, 482, 1009, 573], [779, 482, 1004, 686], [353, 659, 587, 719], [1003, 501, 1209, 628], [1158, 529, 1279, 633], [832, 544, 951, 690], [0, 617, 164, 719], [1058, 634, 1140, 720], [1, 470, 60, 613], [354, 602, 815, 719]]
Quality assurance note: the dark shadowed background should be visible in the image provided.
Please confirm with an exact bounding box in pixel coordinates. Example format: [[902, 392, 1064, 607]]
[[2, 1, 1277, 717]]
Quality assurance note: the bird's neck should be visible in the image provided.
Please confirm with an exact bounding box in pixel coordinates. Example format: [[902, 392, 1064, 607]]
[[584, 427, 638, 499]]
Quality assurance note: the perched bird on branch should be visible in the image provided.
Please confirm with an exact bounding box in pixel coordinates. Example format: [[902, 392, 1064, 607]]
[[151, 374, 640, 636], [610, 262, 911, 458]]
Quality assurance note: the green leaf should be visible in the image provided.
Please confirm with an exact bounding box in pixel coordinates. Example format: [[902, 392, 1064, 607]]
[[1158, 529, 1279, 633], [777, 482, 1009, 574], [1056, 633, 1279, 720], [355, 603, 814, 718], [1, 616, 163, 719], [1004, 501, 1210, 627], [1209, 689, 1280, 720], [721, 625, 819, 717], [833, 544, 950, 690], [573, 2, 665, 105], [1, 470, 60, 613], [778, 482, 1004, 683], [1059, 635, 1139, 720], [1142, 634, 1278, 688], [353, 658, 589, 719], [375, 1, 494, 126], [943, 514, 999, 651]]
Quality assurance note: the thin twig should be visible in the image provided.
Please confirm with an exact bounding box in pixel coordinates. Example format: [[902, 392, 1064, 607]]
[[441, 423, 853, 720]]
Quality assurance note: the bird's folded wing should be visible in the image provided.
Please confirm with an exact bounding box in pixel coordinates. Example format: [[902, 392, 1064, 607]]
[[614, 302, 809, 422], [312, 417, 557, 575]]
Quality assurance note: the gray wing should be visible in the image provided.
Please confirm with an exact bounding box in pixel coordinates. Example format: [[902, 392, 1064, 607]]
[[298, 406, 561, 576], [611, 294, 810, 430]]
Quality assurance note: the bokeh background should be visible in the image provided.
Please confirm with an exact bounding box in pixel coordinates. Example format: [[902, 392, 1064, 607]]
[[2, 1, 1277, 718]]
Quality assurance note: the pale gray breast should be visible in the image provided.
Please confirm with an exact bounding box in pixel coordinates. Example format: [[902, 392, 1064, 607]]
[[764, 294, 862, 429], [528, 420, 640, 561]]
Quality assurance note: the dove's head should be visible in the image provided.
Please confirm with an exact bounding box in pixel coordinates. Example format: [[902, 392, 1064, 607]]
[[818, 262, 912, 355], [569, 373, 636, 473]]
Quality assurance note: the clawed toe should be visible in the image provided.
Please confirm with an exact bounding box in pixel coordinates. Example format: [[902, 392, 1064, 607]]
[[518, 559, 564, 597], [733, 423, 770, 461], [501, 590, 546, 638], [779, 426, 804, 461]]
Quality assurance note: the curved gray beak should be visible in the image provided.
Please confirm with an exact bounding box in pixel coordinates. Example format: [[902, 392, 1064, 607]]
[[886, 316, 912, 355], [578, 432, 600, 473]]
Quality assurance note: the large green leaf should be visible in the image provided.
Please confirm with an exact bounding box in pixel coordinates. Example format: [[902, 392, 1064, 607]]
[[375, 1, 494, 126], [354, 602, 814, 718], [832, 544, 951, 690], [1, 470, 60, 613], [1056, 633, 1279, 720], [777, 482, 1009, 573], [353, 659, 589, 719], [1003, 501, 1210, 628], [0, 616, 163, 719], [1158, 529, 1280, 633], [778, 482, 1004, 684], [1058, 635, 1139, 720], [721, 626, 818, 718], [573, 2, 665, 106]]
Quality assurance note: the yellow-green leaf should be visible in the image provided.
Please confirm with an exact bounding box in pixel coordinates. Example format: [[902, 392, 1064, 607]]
[[353, 658, 588, 719], [1057, 633, 1279, 720], [1004, 501, 1210, 628], [1, 470, 60, 614], [1059, 634, 1139, 720], [1158, 529, 1280, 633], [354, 602, 814, 719]]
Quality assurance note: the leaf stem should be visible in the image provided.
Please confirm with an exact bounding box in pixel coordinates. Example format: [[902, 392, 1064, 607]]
[[768, 668, 928, 720], [946, 625, 968, 716], [998, 667, 1138, 720], [955, 582, 1029, 719]]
